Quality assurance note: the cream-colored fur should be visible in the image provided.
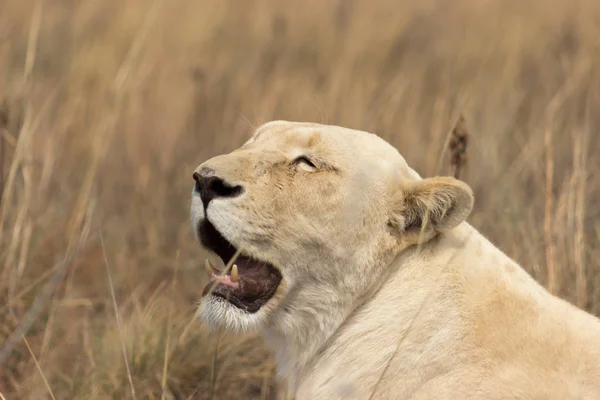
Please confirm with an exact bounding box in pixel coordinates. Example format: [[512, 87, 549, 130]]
[[191, 121, 600, 399]]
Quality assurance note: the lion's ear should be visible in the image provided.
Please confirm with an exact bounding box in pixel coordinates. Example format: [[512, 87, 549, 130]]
[[392, 177, 474, 237]]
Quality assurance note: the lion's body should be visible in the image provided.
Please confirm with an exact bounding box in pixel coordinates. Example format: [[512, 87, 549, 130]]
[[191, 121, 600, 399], [293, 223, 600, 399]]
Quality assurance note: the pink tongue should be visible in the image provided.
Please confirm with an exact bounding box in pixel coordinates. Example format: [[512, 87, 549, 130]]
[[209, 274, 240, 289]]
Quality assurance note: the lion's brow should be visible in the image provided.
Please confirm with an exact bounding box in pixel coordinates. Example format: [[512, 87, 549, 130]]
[[253, 122, 294, 141]]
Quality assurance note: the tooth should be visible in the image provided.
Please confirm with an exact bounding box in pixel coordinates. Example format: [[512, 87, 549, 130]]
[[231, 264, 239, 282], [205, 259, 221, 277], [204, 259, 212, 277]]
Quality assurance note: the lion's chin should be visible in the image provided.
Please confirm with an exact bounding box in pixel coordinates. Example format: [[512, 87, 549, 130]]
[[197, 295, 268, 333]]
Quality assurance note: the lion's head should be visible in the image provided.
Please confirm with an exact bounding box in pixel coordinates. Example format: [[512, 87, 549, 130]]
[[190, 121, 474, 333]]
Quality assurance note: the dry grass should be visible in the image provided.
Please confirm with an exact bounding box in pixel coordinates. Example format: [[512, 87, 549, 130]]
[[1, 0, 600, 398]]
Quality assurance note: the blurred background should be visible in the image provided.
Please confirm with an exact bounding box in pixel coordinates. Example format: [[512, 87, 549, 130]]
[[1, 0, 599, 398]]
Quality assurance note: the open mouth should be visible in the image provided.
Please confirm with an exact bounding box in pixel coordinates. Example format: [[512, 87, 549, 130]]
[[198, 220, 282, 313]]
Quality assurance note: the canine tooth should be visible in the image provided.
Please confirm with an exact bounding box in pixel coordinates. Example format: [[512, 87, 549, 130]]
[[231, 264, 239, 282], [204, 259, 213, 277], [205, 259, 221, 275]]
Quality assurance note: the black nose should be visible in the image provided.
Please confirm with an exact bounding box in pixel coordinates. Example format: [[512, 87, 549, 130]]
[[193, 171, 243, 209]]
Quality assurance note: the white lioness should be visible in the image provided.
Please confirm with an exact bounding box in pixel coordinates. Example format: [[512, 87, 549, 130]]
[[190, 121, 600, 399]]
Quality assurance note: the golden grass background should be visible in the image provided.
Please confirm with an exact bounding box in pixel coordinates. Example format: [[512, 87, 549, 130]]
[[1, 0, 600, 398]]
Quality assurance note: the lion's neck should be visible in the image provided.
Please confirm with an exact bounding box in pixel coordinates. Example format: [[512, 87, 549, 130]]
[[262, 224, 479, 395], [261, 275, 372, 389]]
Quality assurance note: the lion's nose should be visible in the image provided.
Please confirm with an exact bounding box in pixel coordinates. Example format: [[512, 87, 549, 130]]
[[193, 169, 244, 209]]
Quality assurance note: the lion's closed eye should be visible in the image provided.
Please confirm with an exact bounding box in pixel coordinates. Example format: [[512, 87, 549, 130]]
[[292, 156, 318, 172]]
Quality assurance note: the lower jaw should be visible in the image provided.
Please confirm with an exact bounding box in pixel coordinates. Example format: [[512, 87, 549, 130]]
[[200, 262, 283, 313], [207, 288, 270, 314]]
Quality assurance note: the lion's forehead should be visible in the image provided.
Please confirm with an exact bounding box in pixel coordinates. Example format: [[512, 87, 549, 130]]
[[245, 121, 411, 174]]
